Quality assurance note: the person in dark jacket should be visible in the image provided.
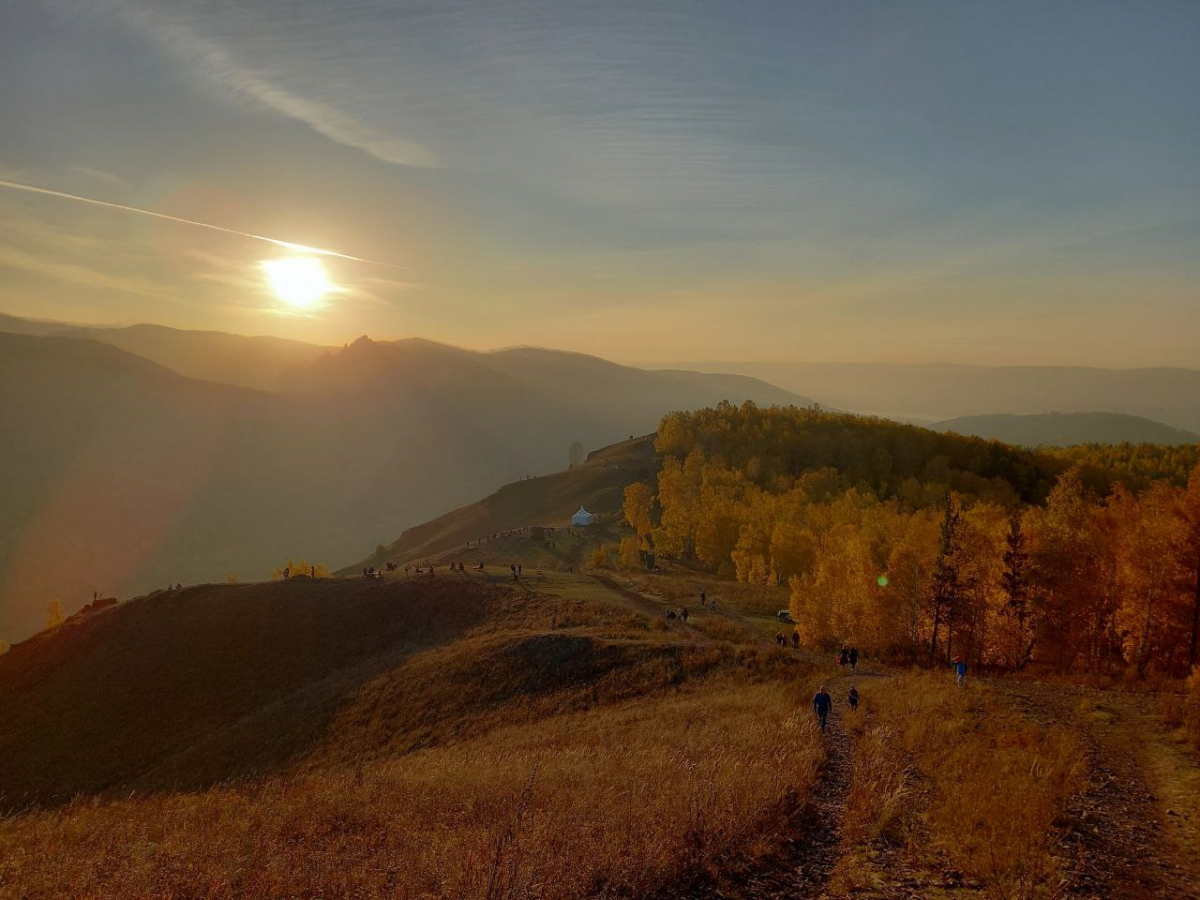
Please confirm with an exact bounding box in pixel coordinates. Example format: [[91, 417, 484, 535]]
[[812, 686, 832, 731], [849, 646, 859, 672], [791, 630, 800, 650], [848, 685, 859, 711], [837, 645, 849, 667]]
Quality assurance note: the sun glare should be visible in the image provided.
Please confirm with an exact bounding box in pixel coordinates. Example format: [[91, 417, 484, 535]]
[[262, 256, 333, 311]]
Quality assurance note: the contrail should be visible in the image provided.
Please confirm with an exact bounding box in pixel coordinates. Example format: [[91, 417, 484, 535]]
[[0, 178, 404, 269]]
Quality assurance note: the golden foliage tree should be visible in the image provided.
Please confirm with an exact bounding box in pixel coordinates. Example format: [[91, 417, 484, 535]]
[[618, 536, 642, 570], [622, 482, 654, 538]]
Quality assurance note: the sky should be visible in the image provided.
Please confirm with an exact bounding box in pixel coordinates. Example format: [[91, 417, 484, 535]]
[[0, 0, 1198, 366]]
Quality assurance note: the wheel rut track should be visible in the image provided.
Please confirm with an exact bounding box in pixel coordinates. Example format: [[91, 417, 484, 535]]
[[994, 682, 1200, 900]]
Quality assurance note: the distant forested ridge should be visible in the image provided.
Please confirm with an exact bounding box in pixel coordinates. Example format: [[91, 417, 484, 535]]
[[1045, 442, 1200, 488], [627, 403, 1200, 676]]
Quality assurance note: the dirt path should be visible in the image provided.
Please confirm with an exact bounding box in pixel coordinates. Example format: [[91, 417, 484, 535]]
[[993, 681, 1200, 900], [658, 676, 856, 900]]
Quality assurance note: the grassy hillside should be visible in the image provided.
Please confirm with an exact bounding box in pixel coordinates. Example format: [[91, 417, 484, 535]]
[[349, 435, 655, 570], [0, 569, 832, 899], [0, 578, 507, 804], [935, 411, 1200, 447]]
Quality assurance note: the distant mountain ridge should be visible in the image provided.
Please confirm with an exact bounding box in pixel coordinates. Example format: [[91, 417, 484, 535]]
[[656, 361, 1200, 433], [935, 412, 1199, 448]]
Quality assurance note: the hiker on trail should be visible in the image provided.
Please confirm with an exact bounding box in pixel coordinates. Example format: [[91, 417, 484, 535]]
[[665, 609, 676, 622], [700, 590, 707, 608], [680, 607, 689, 623], [511, 563, 518, 581], [283, 567, 290, 580], [791, 631, 800, 650], [812, 686, 832, 731], [849, 646, 859, 672], [775, 632, 786, 647], [952, 656, 968, 688], [837, 645, 849, 667], [518, 563, 523, 576], [848, 685, 859, 711]]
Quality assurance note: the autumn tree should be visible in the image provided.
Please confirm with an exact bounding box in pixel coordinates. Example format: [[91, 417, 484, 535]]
[[653, 453, 705, 559], [1182, 464, 1200, 668], [928, 494, 964, 662], [618, 536, 642, 570], [998, 512, 1033, 668], [1028, 468, 1106, 671], [622, 482, 655, 538], [0, 639, 9, 655], [1112, 483, 1187, 675]]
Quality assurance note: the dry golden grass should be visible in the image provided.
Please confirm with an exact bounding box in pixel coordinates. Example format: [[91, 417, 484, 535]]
[[0, 679, 823, 900], [834, 673, 1083, 900], [1160, 668, 1200, 752]]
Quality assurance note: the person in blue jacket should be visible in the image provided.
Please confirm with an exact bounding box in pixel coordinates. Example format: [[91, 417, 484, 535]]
[[812, 685, 832, 731], [953, 655, 968, 688]]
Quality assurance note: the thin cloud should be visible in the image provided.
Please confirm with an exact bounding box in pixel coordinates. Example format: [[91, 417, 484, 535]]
[[44, 0, 437, 169]]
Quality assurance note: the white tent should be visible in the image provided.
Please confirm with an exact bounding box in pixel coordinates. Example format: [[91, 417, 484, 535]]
[[571, 506, 597, 527]]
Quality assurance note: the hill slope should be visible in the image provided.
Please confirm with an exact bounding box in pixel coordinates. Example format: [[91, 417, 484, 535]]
[[347, 435, 656, 570], [935, 411, 1200, 447]]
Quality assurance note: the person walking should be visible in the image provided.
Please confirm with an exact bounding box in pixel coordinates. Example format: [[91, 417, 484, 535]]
[[849, 646, 859, 672], [848, 685, 859, 712], [952, 656, 968, 688], [812, 685, 833, 731], [791, 630, 800, 650], [837, 645, 849, 667]]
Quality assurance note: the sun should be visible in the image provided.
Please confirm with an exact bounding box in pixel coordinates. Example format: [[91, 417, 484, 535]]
[[261, 256, 334, 311]]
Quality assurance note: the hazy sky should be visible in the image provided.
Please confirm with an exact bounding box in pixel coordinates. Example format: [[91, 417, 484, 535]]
[[1, 0, 1198, 365]]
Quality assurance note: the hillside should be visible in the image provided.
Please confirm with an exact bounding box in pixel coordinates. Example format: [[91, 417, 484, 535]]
[[0, 331, 813, 641], [349, 435, 656, 570], [935, 411, 1200, 447], [663, 361, 1200, 433], [0, 577, 508, 804]]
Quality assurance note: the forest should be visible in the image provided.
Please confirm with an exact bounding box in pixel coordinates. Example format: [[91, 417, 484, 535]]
[[623, 403, 1200, 676]]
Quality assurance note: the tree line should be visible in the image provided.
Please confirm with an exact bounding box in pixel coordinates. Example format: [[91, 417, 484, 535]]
[[622, 403, 1200, 676]]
